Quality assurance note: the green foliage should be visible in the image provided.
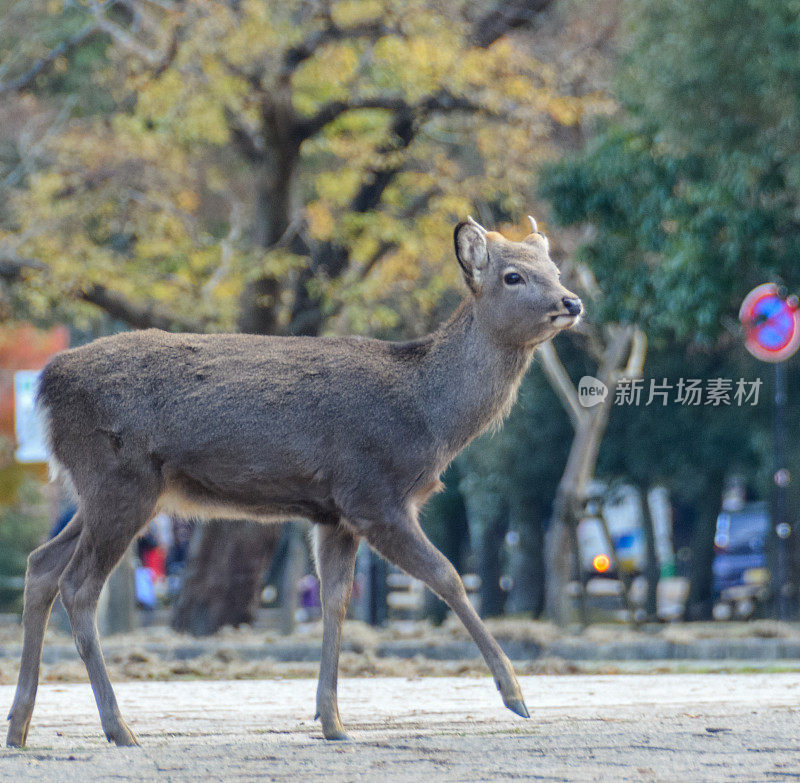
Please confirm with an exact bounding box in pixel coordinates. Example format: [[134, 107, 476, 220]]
[[540, 0, 800, 343], [0, 476, 49, 613], [0, 1, 114, 112], [619, 0, 800, 159], [600, 348, 763, 496], [539, 2, 800, 615]]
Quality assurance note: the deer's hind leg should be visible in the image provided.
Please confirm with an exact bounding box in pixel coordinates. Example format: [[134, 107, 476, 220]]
[[7, 514, 82, 748], [58, 469, 159, 747]]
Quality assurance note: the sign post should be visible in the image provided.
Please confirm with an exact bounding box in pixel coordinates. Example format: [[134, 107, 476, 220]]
[[740, 284, 800, 620], [14, 370, 48, 464]]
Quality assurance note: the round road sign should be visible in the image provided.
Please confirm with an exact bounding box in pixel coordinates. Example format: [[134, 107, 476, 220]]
[[739, 283, 800, 363]]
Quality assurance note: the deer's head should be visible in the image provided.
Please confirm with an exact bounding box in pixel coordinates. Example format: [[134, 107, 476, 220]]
[[454, 216, 582, 347]]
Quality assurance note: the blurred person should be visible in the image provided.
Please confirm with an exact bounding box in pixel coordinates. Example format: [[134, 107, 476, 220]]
[[137, 525, 165, 582], [135, 526, 159, 616], [166, 519, 194, 599], [298, 573, 321, 621]]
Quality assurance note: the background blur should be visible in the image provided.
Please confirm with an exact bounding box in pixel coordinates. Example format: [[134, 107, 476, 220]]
[[0, 0, 799, 646]]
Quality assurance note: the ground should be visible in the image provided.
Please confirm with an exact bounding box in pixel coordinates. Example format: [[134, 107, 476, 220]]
[[5, 618, 800, 685], [2, 673, 800, 782]]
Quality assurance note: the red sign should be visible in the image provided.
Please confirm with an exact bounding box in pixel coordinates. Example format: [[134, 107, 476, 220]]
[[739, 283, 800, 363]]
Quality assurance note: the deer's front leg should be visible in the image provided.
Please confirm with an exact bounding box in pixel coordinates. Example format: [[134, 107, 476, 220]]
[[313, 523, 359, 740], [363, 514, 529, 720]]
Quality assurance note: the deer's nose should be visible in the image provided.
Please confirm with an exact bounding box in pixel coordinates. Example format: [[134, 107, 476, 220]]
[[562, 297, 583, 316]]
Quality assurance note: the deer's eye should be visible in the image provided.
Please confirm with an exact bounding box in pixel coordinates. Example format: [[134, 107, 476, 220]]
[[503, 272, 524, 286]]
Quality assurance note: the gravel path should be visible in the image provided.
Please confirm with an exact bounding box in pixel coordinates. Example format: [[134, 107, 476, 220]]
[[3, 674, 800, 781]]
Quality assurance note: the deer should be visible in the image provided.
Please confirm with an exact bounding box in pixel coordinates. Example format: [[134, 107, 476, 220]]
[[6, 216, 582, 748]]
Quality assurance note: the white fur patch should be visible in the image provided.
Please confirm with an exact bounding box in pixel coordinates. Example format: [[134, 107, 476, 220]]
[[38, 401, 78, 499], [552, 314, 581, 329], [156, 488, 286, 525]]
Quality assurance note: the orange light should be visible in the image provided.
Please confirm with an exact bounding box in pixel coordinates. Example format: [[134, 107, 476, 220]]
[[592, 554, 611, 573]]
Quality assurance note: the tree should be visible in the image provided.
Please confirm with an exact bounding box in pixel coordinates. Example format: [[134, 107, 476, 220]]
[[537, 297, 646, 625], [170, 521, 283, 635], [1, 0, 600, 631], [542, 0, 800, 337], [0, 0, 578, 335], [540, 0, 800, 618]]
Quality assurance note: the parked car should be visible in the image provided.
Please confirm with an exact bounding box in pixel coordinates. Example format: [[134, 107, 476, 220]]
[[574, 483, 684, 620], [712, 501, 770, 619], [577, 483, 675, 579]]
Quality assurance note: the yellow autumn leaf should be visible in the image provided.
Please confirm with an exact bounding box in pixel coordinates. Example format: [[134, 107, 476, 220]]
[[176, 190, 200, 213], [547, 96, 583, 126], [307, 203, 336, 240]]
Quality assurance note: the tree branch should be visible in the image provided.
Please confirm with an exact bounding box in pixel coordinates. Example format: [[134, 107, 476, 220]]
[[297, 91, 496, 141], [621, 328, 647, 378], [0, 255, 48, 281], [297, 90, 495, 220], [537, 340, 586, 430], [150, 20, 181, 78], [416, 91, 496, 115], [91, 16, 163, 66], [202, 194, 245, 299], [226, 110, 265, 162], [219, 56, 267, 93], [282, 21, 397, 76], [0, 22, 100, 96], [359, 240, 397, 280], [348, 107, 414, 213], [0, 0, 182, 96], [79, 283, 205, 332], [0, 249, 205, 331], [470, 0, 555, 48], [295, 96, 407, 141]]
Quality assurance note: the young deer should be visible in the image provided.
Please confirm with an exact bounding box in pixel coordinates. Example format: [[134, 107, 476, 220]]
[[7, 216, 581, 748]]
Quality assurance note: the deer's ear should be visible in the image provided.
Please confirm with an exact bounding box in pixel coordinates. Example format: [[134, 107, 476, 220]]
[[454, 219, 488, 293]]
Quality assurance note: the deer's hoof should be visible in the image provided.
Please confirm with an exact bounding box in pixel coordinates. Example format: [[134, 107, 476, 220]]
[[105, 720, 140, 747], [324, 730, 351, 741], [504, 697, 530, 719], [6, 724, 29, 749], [321, 723, 351, 741]]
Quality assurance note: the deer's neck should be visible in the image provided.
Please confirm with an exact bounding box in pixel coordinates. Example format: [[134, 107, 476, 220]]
[[419, 300, 536, 459]]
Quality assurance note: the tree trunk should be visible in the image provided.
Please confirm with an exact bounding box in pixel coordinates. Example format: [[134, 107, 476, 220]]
[[684, 472, 724, 621], [506, 503, 546, 617], [171, 520, 282, 636], [99, 546, 136, 635], [279, 523, 306, 635], [239, 141, 301, 333], [479, 501, 509, 618], [172, 125, 302, 636], [542, 327, 638, 625], [422, 463, 470, 624], [545, 491, 583, 626], [641, 486, 660, 622]]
